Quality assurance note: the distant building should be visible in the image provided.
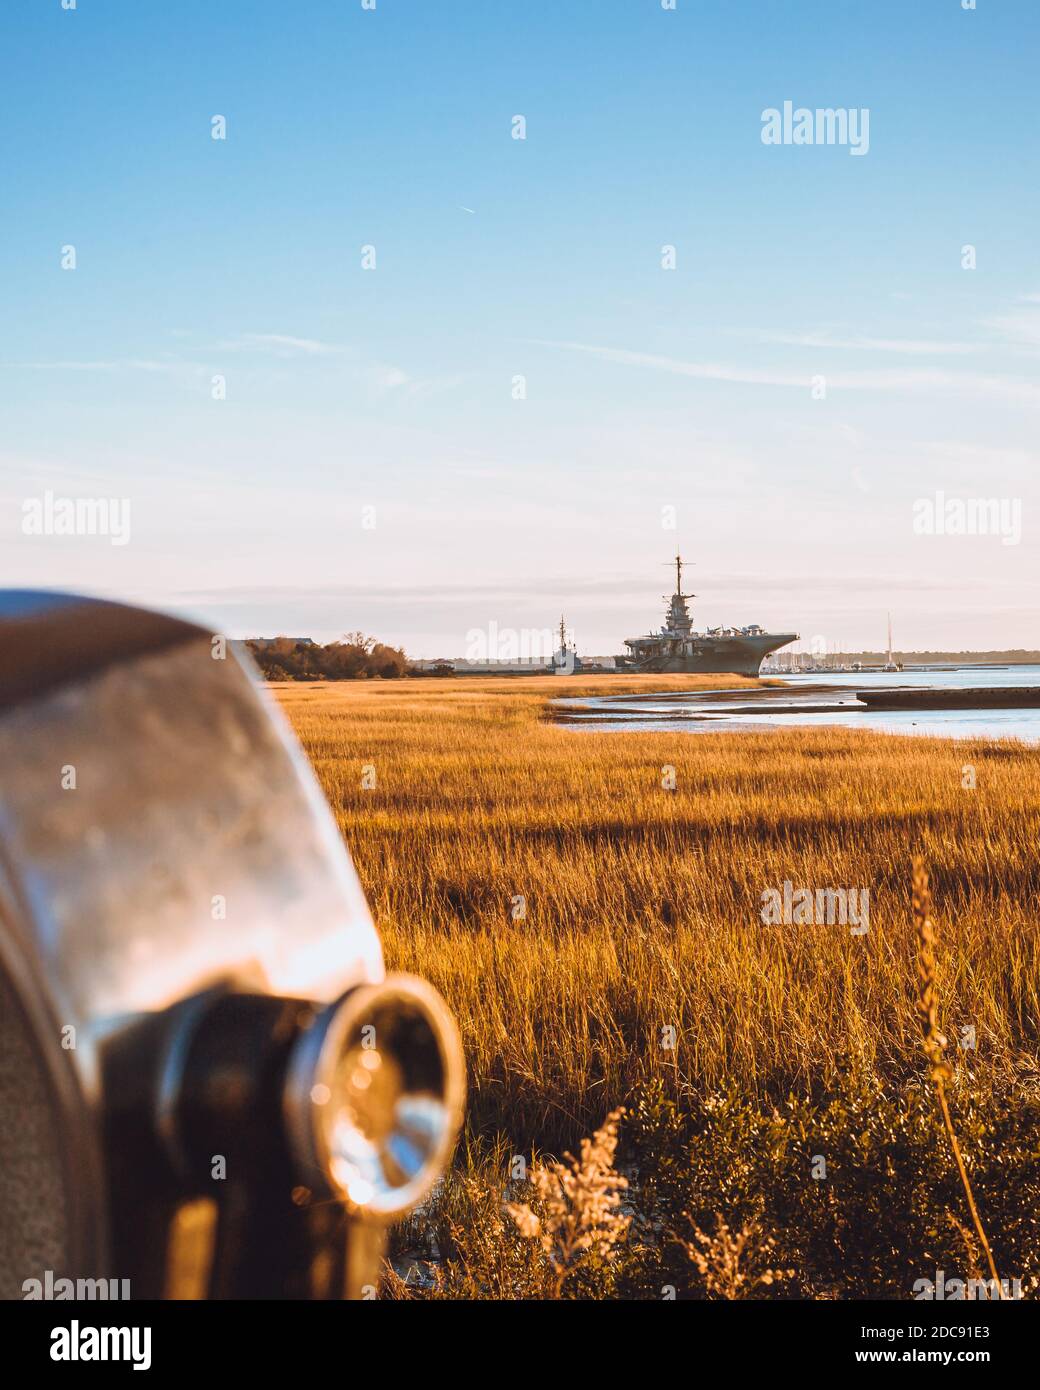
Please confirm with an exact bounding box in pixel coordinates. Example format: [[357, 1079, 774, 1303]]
[[414, 656, 554, 674], [246, 636, 316, 649]]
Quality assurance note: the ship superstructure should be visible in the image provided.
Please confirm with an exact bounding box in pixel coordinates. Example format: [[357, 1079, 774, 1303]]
[[618, 555, 798, 677], [552, 614, 579, 673]]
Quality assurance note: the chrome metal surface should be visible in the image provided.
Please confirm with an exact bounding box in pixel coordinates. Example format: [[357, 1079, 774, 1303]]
[[285, 974, 466, 1219], [0, 593, 383, 1098]]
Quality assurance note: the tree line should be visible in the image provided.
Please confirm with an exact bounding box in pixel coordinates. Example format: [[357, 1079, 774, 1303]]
[[246, 632, 409, 680]]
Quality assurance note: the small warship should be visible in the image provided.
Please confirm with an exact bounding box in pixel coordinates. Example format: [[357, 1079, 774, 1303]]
[[617, 555, 798, 677]]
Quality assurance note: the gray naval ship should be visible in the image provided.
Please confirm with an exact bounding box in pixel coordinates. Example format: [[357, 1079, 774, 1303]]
[[617, 555, 798, 677]]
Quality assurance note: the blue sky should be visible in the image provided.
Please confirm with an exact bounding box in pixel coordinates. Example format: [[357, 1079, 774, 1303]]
[[2, 0, 1038, 654]]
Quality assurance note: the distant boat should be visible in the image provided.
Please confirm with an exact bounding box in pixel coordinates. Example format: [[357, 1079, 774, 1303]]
[[884, 612, 901, 671]]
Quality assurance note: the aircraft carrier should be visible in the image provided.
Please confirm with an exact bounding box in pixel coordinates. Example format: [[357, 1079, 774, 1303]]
[[617, 555, 798, 677]]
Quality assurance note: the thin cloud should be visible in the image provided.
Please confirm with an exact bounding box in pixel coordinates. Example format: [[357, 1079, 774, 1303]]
[[535, 340, 1040, 407], [175, 569, 975, 608], [983, 310, 1040, 348], [367, 364, 410, 389], [978, 292, 1040, 349], [13, 358, 188, 372], [758, 330, 977, 355], [215, 333, 342, 356], [533, 341, 807, 386]]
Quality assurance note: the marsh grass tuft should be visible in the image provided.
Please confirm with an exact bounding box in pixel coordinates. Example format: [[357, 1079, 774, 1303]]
[[506, 1107, 630, 1297], [680, 1210, 794, 1300]]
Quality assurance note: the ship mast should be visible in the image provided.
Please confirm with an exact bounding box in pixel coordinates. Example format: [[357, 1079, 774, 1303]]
[[661, 554, 695, 636], [664, 553, 694, 600]]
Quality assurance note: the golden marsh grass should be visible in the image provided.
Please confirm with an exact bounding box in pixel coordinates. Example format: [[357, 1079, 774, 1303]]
[[276, 675, 1040, 1149]]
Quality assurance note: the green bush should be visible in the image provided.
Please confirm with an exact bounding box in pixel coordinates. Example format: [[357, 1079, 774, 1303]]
[[624, 1075, 1040, 1299]]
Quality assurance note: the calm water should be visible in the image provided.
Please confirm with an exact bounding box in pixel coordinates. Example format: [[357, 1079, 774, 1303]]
[[558, 666, 1040, 743]]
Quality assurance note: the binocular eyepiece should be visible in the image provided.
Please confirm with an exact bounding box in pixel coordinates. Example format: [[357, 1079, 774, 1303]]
[[0, 593, 465, 1300]]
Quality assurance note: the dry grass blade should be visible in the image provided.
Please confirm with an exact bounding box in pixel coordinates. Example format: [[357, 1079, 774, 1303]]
[[912, 855, 1002, 1298]]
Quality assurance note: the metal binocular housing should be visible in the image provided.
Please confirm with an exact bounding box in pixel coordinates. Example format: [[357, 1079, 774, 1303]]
[[0, 593, 465, 1300]]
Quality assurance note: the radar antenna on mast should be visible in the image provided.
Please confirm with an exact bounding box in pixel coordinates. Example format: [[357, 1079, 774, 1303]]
[[663, 553, 695, 601]]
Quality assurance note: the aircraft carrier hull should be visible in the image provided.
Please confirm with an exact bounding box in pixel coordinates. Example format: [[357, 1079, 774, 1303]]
[[619, 633, 799, 678]]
